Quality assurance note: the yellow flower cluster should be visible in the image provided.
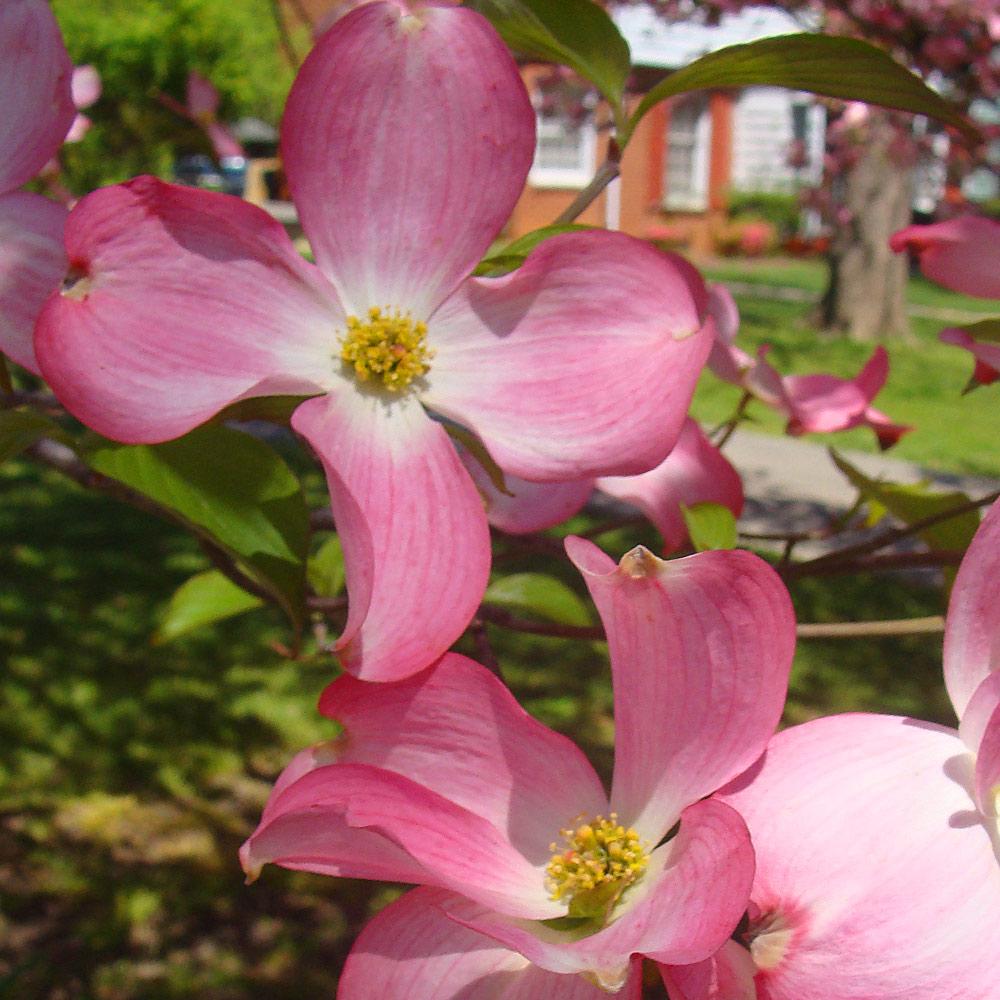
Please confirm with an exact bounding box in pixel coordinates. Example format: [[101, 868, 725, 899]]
[[545, 813, 648, 920], [340, 306, 433, 392]]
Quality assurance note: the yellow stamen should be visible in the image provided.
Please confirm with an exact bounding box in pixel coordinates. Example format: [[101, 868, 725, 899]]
[[339, 306, 432, 392], [545, 813, 648, 920]]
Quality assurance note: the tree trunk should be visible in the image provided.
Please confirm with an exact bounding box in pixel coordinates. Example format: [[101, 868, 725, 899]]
[[818, 113, 914, 341]]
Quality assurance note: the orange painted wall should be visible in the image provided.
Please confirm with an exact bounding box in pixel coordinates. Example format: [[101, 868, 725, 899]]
[[507, 72, 737, 257]]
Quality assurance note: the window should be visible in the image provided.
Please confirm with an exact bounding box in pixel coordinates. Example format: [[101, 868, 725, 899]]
[[663, 95, 711, 211], [529, 110, 597, 189]]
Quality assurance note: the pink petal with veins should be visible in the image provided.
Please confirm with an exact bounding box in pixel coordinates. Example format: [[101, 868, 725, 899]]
[[427, 234, 714, 481], [782, 347, 886, 434], [339, 887, 643, 1000], [0, 191, 66, 372], [943, 499, 1000, 717], [281, 0, 534, 318], [291, 392, 491, 681], [241, 761, 561, 919], [890, 216, 1000, 299], [35, 177, 337, 442], [445, 800, 754, 985], [566, 538, 793, 843], [718, 713, 1000, 1000], [313, 653, 607, 860], [596, 418, 744, 553], [0, 0, 74, 194]]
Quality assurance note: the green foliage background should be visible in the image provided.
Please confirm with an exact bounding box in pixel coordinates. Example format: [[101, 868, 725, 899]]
[[51, 0, 298, 194]]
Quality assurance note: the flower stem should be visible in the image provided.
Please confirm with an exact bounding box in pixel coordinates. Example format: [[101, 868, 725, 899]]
[[551, 141, 622, 226]]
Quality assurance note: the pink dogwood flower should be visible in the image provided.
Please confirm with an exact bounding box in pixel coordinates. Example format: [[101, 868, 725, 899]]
[[0, 0, 75, 374], [890, 215, 1000, 299], [184, 70, 245, 160], [462, 417, 744, 554], [660, 499, 1000, 1000], [706, 286, 910, 449], [241, 538, 795, 995], [157, 70, 245, 161], [35, 1, 714, 682]]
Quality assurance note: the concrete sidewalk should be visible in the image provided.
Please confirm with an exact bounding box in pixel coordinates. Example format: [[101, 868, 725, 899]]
[[724, 430, 999, 551]]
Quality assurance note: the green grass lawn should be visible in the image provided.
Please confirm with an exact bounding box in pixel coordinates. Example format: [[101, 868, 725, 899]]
[[1, 455, 958, 998], [704, 256, 999, 314], [693, 258, 1000, 477]]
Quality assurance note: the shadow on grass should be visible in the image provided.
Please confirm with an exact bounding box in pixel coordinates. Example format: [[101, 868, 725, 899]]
[[0, 462, 369, 999], [0, 462, 958, 998]]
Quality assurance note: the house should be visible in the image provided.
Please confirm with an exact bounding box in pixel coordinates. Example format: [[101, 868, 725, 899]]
[[509, 6, 826, 253]]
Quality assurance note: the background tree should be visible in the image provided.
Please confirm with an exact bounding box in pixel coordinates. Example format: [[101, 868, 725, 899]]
[[645, 0, 998, 341], [50, 0, 298, 195]]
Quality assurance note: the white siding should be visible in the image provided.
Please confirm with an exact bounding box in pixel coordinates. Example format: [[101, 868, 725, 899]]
[[731, 88, 825, 192], [614, 6, 811, 69], [663, 95, 712, 210]]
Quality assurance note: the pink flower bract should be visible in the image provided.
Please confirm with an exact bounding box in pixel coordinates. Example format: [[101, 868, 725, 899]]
[[462, 417, 744, 554], [706, 284, 910, 449], [891, 215, 1000, 299], [36, 1, 714, 682]]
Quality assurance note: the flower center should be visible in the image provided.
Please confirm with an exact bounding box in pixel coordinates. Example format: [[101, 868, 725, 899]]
[[545, 813, 648, 920], [339, 306, 433, 392]]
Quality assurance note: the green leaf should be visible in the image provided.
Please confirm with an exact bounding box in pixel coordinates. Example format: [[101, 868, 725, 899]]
[[951, 318, 1000, 345], [0, 409, 68, 465], [307, 535, 345, 598], [624, 34, 977, 147], [467, 0, 631, 119], [476, 224, 596, 276], [216, 394, 314, 425], [153, 570, 264, 644], [484, 572, 593, 626], [87, 425, 309, 627], [829, 449, 979, 555], [681, 502, 738, 552], [443, 422, 512, 497]]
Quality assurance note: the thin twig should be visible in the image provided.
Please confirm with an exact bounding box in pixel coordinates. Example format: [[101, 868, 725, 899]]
[[478, 600, 946, 643], [268, 0, 302, 68], [712, 391, 752, 449], [307, 595, 348, 612], [777, 536, 797, 568], [783, 549, 963, 580], [469, 618, 502, 678], [788, 489, 1000, 576], [1, 389, 64, 412], [198, 538, 274, 604], [310, 508, 336, 532], [797, 616, 945, 639], [579, 513, 646, 539], [285, 0, 315, 32], [551, 143, 621, 226], [740, 527, 827, 543], [477, 603, 604, 641]]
